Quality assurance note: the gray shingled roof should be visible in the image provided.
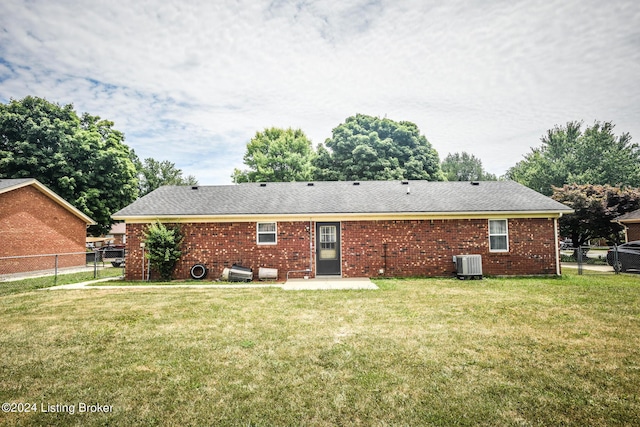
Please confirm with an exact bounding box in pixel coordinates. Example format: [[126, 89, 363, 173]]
[[113, 180, 572, 218], [0, 178, 33, 192], [616, 208, 640, 222]]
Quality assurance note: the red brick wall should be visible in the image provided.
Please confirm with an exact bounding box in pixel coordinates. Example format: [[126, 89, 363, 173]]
[[627, 224, 640, 241], [342, 218, 558, 277], [124, 221, 313, 281], [0, 185, 87, 273], [124, 217, 559, 280]]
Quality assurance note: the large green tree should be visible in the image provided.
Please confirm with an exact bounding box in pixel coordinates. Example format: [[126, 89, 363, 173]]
[[552, 184, 640, 248], [441, 152, 497, 181], [232, 127, 315, 183], [0, 96, 138, 235], [506, 121, 640, 195], [313, 114, 444, 181], [137, 158, 198, 196]]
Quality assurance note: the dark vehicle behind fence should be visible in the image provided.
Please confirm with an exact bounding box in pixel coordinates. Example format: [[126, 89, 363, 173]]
[[96, 245, 126, 267], [607, 241, 640, 272]]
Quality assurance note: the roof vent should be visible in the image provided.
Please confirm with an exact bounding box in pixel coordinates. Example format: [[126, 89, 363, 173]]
[[307, 182, 314, 186], [471, 181, 480, 186], [353, 182, 360, 186], [191, 186, 199, 190], [260, 183, 267, 187], [401, 181, 409, 185]]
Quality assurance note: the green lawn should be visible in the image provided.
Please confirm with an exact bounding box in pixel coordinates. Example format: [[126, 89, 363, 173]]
[[0, 267, 123, 297], [1, 274, 639, 426]]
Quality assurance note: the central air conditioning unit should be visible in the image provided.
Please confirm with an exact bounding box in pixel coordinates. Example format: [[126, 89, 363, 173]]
[[454, 255, 483, 280]]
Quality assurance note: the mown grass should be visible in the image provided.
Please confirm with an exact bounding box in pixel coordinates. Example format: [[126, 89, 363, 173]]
[[1, 273, 639, 426], [86, 279, 259, 287], [0, 267, 123, 297]]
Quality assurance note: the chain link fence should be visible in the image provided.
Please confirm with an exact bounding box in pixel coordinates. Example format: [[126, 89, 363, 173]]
[[0, 249, 126, 284], [561, 245, 619, 275]]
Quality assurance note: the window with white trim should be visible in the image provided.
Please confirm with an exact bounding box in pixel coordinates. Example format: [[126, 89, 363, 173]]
[[489, 219, 509, 252], [257, 222, 277, 245]]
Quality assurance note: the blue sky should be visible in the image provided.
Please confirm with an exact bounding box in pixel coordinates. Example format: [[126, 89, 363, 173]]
[[1, 0, 639, 184]]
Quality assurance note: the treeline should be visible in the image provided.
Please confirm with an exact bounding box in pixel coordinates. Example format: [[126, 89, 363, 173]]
[[502, 120, 640, 245], [232, 114, 640, 244], [232, 113, 497, 183], [0, 96, 196, 235], [3, 96, 640, 244]]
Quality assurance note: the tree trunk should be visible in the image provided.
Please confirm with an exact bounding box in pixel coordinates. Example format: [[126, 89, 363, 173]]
[[571, 232, 590, 259]]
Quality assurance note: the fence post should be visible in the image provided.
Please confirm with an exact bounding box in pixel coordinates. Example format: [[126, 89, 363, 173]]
[[54, 254, 59, 285], [577, 246, 583, 275], [94, 249, 98, 279], [614, 244, 619, 274], [140, 243, 146, 281]]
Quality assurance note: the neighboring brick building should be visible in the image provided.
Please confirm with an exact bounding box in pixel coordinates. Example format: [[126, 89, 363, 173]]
[[113, 180, 573, 281], [0, 178, 95, 274], [615, 209, 640, 242], [106, 222, 126, 246]]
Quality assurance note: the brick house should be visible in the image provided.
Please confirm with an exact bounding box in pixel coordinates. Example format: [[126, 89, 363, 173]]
[[0, 178, 95, 274], [615, 208, 640, 241], [112, 180, 573, 281], [106, 222, 126, 246]]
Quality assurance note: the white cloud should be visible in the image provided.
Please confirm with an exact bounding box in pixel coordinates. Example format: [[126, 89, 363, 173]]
[[1, 0, 639, 183]]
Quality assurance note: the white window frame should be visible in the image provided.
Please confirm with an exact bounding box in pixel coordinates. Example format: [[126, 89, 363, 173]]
[[488, 219, 509, 252], [257, 222, 277, 245]]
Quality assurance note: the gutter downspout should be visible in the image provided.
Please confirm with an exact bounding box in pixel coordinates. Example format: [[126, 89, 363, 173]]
[[554, 217, 561, 276], [612, 218, 629, 243], [309, 219, 314, 277], [621, 222, 629, 243]]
